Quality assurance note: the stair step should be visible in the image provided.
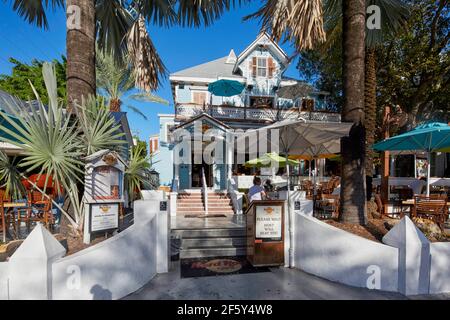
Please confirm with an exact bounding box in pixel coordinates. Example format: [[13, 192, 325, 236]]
[[178, 203, 205, 208], [172, 228, 246, 238], [180, 247, 247, 259], [182, 237, 247, 248], [177, 208, 205, 212]]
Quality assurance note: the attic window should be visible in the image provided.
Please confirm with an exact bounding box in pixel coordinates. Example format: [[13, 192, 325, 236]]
[[257, 57, 267, 77]]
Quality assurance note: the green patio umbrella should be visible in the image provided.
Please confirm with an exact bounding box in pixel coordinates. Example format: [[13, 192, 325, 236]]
[[373, 122, 450, 196], [208, 79, 244, 97], [245, 152, 299, 168]]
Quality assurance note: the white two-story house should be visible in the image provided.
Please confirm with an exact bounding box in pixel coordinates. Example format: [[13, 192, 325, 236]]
[[152, 33, 341, 191]]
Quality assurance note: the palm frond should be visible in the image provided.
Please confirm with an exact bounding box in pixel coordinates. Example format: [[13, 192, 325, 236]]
[[365, 0, 410, 48], [127, 15, 167, 92], [0, 151, 25, 199], [125, 105, 148, 120], [138, 0, 178, 27], [125, 142, 158, 200], [96, 0, 134, 59], [128, 92, 169, 105], [4, 0, 64, 29], [96, 45, 135, 100], [245, 0, 327, 51], [0, 62, 84, 198], [324, 0, 410, 48], [77, 96, 127, 156], [177, 0, 243, 27]]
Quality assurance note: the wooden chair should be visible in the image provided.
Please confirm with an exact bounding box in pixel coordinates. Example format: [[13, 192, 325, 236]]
[[392, 187, 413, 218], [321, 178, 336, 195], [301, 180, 313, 198], [413, 195, 447, 230], [27, 190, 55, 228], [0, 189, 19, 240], [315, 194, 340, 219]]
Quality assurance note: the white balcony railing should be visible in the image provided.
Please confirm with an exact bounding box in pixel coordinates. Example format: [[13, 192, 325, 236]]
[[175, 104, 341, 122]]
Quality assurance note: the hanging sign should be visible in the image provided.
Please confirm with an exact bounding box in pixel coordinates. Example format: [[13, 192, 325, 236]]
[[255, 205, 282, 241], [90, 203, 119, 232]]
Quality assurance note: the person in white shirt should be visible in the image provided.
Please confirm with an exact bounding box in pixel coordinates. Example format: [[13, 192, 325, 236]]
[[248, 177, 267, 202], [409, 177, 427, 195]]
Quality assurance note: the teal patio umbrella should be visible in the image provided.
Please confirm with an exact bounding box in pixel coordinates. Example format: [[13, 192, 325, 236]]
[[208, 79, 244, 97], [373, 122, 450, 196]]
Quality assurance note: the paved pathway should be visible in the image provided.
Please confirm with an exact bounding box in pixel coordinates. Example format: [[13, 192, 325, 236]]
[[125, 264, 407, 300]]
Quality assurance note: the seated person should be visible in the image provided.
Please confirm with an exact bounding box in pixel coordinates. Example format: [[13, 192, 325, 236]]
[[331, 184, 340, 196], [248, 177, 267, 202], [264, 179, 274, 192], [409, 176, 426, 195]]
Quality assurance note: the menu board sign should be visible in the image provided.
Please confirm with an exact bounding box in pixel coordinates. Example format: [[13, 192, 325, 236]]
[[255, 205, 282, 241], [90, 203, 119, 232]]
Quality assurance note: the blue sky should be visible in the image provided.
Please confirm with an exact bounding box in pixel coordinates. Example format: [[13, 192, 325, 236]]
[[0, 2, 301, 142]]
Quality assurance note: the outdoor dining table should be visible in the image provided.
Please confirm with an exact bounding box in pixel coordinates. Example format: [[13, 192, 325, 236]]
[[401, 199, 450, 219], [1, 202, 29, 243]]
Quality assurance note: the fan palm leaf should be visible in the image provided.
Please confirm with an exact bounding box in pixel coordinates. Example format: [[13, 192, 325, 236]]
[[2, 0, 64, 29], [245, 0, 327, 50], [125, 142, 157, 200], [77, 96, 127, 155], [0, 151, 25, 200]]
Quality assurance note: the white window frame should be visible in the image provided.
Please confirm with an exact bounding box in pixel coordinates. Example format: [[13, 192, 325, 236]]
[[257, 57, 267, 78]]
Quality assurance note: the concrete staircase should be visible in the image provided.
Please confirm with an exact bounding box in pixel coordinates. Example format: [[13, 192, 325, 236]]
[[174, 227, 247, 259], [174, 191, 246, 259], [177, 191, 234, 215]]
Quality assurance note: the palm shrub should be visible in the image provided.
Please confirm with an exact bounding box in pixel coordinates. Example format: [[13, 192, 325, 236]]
[[0, 62, 125, 233], [96, 47, 169, 119], [125, 142, 159, 203]]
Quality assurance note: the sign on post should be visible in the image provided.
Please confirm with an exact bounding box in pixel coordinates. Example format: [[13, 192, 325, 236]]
[[246, 200, 285, 267], [89, 203, 119, 232], [83, 150, 127, 244], [255, 205, 282, 241]]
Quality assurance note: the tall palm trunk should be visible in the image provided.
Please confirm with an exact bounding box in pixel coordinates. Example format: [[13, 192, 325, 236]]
[[339, 0, 367, 225], [365, 48, 377, 200], [109, 98, 122, 112], [66, 0, 96, 113]]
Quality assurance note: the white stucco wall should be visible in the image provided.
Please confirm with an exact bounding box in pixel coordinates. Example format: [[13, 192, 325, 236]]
[[429, 242, 450, 294], [0, 263, 8, 300], [294, 213, 399, 292], [51, 206, 158, 300]]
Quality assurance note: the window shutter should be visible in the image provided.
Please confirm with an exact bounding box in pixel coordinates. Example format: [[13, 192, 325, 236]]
[[268, 58, 275, 78], [252, 57, 257, 77]]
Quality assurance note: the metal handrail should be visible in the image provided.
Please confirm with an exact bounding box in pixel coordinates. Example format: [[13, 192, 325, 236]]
[[201, 167, 208, 215]]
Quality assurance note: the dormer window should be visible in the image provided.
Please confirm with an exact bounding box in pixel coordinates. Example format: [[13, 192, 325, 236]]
[[251, 56, 276, 78], [257, 57, 267, 77]]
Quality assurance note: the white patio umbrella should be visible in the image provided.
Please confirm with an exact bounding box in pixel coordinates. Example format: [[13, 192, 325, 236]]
[[237, 119, 352, 268]]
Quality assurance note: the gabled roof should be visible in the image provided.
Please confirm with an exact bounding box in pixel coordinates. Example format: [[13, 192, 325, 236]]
[[174, 113, 231, 131], [170, 55, 245, 82], [111, 111, 134, 147], [233, 32, 289, 73]]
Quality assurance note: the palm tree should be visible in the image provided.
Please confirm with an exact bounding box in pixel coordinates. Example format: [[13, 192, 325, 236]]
[[339, 0, 366, 225], [7, 0, 242, 112], [66, 0, 96, 113], [324, 0, 409, 200], [96, 47, 169, 119]]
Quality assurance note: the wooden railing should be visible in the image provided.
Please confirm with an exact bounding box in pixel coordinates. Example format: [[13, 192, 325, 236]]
[[175, 103, 341, 122]]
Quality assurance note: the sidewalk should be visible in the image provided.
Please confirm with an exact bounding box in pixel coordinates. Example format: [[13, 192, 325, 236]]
[[124, 264, 407, 300]]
